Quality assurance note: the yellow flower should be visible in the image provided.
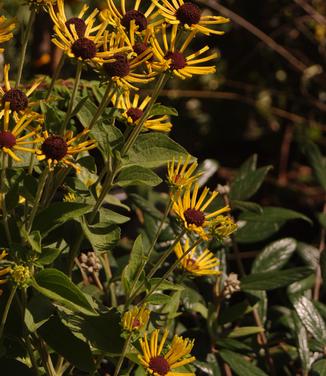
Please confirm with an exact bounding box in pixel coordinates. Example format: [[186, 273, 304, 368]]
[[122, 305, 150, 332], [174, 238, 220, 276], [0, 64, 43, 119], [167, 155, 201, 191], [0, 16, 15, 53], [139, 329, 196, 376], [0, 251, 11, 294], [152, 0, 229, 35], [112, 91, 172, 132], [172, 182, 231, 240], [150, 24, 218, 79], [101, 0, 162, 33], [48, 0, 130, 63], [98, 32, 156, 91], [63, 192, 77, 202], [0, 104, 42, 162], [36, 129, 96, 172]]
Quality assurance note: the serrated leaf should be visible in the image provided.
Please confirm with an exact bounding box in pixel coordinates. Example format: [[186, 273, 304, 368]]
[[33, 202, 92, 235], [117, 165, 162, 187], [32, 269, 96, 315], [241, 267, 313, 290], [125, 133, 188, 168], [252, 238, 297, 273], [230, 165, 272, 201], [38, 316, 95, 372], [290, 295, 326, 345], [122, 235, 144, 294], [219, 350, 268, 376]]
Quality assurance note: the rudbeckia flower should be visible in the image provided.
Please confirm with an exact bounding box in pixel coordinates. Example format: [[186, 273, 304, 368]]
[[167, 155, 201, 192], [0, 16, 15, 53], [36, 129, 96, 171], [0, 104, 42, 162], [174, 238, 221, 276], [172, 182, 232, 240], [152, 0, 229, 35], [112, 91, 172, 132], [0, 64, 43, 119], [48, 0, 130, 63], [122, 305, 150, 332], [139, 329, 196, 375], [150, 24, 218, 79]]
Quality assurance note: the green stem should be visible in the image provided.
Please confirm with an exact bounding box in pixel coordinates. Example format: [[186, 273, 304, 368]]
[[0, 285, 17, 339], [16, 7, 36, 88], [139, 238, 202, 305], [1, 154, 12, 246], [126, 229, 186, 306], [113, 332, 132, 376], [88, 81, 115, 130], [126, 198, 173, 306], [60, 62, 83, 135], [27, 167, 49, 233], [122, 73, 169, 156], [46, 53, 66, 100]]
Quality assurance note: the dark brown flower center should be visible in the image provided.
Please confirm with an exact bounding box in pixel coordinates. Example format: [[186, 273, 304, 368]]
[[165, 51, 187, 70], [41, 135, 68, 161], [2, 89, 28, 112], [71, 37, 97, 60], [103, 54, 130, 78], [186, 258, 199, 269], [126, 107, 143, 122], [0, 131, 16, 149], [176, 2, 201, 25], [121, 9, 148, 32], [132, 318, 141, 328], [184, 208, 205, 226], [65, 17, 87, 38], [149, 356, 170, 376]]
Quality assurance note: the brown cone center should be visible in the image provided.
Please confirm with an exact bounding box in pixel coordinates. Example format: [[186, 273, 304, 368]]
[[149, 356, 170, 376], [2, 89, 28, 111], [165, 51, 187, 70], [0, 131, 16, 149], [71, 37, 97, 60], [41, 135, 68, 161], [176, 2, 201, 25], [184, 208, 205, 226], [121, 9, 148, 31], [65, 17, 87, 38]]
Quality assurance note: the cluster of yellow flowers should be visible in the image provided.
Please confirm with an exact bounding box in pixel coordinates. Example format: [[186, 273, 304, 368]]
[[168, 155, 237, 276]]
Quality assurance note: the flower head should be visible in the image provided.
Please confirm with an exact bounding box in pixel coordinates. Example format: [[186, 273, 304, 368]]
[[0, 64, 43, 119], [152, 0, 229, 35], [122, 305, 150, 332], [11, 265, 31, 288], [0, 105, 42, 162], [174, 238, 221, 276], [48, 0, 128, 63], [167, 155, 201, 192], [112, 91, 172, 132], [36, 129, 96, 172], [0, 16, 15, 53], [139, 329, 196, 375], [150, 24, 218, 79], [172, 182, 232, 240]]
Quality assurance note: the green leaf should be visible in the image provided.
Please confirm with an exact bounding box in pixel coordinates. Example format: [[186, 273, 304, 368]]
[[81, 221, 120, 253], [117, 165, 162, 187], [38, 316, 95, 372], [241, 267, 313, 290], [230, 165, 272, 201], [312, 359, 326, 376], [293, 312, 310, 374], [219, 350, 268, 376], [129, 193, 163, 219], [125, 133, 188, 168], [32, 269, 96, 315], [302, 141, 326, 191], [21, 229, 42, 254], [287, 274, 315, 295], [33, 202, 92, 235], [80, 310, 124, 354], [71, 95, 89, 119], [144, 293, 171, 305], [122, 235, 145, 294], [231, 200, 263, 213], [99, 207, 130, 224], [296, 242, 320, 269], [36, 248, 62, 265], [150, 103, 178, 117], [290, 295, 326, 345], [236, 207, 311, 243], [227, 326, 264, 338], [76, 98, 97, 128], [219, 301, 250, 325], [252, 238, 297, 273]]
